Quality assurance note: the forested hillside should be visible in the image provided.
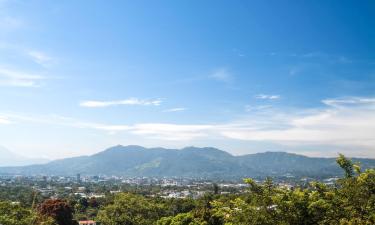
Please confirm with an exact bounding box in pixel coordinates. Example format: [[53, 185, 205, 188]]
[[1, 145, 375, 179]]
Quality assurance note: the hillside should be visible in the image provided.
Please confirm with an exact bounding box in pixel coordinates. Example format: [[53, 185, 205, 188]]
[[0, 145, 374, 178]]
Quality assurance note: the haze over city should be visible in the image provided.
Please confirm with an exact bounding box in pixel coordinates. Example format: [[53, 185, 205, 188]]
[[0, 0, 374, 159]]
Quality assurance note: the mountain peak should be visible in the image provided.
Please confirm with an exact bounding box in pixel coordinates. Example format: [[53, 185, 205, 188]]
[[182, 146, 232, 154], [91, 145, 147, 158]]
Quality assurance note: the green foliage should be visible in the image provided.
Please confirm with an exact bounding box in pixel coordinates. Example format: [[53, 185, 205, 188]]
[[0, 201, 36, 225], [211, 157, 375, 225], [161, 198, 197, 216], [157, 212, 204, 225], [0, 186, 45, 207], [97, 193, 166, 225], [337, 154, 354, 178]]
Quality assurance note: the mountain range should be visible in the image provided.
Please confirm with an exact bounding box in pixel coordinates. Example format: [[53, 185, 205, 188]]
[[1, 145, 374, 179]]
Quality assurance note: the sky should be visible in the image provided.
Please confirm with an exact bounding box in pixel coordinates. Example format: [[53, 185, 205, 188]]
[[0, 0, 375, 159]]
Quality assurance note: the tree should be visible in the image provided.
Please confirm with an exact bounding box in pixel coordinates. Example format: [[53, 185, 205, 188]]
[[337, 154, 354, 178], [38, 199, 76, 225], [157, 212, 203, 225], [88, 197, 98, 208], [97, 193, 166, 225], [212, 183, 219, 195], [0, 201, 36, 225]]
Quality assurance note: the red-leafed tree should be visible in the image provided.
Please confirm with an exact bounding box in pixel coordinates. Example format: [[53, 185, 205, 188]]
[[38, 199, 77, 225]]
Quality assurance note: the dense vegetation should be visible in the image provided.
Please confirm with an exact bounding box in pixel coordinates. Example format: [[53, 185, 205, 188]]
[[1, 154, 375, 225]]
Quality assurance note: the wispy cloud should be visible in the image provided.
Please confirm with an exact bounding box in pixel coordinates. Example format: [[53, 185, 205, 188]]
[[0, 116, 11, 124], [0, 113, 132, 132], [0, 112, 210, 140], [245, 105, 272, 112], [0, 42, 55, 67], [96, 96, 375, 152], [221, 97, 375, 152], [268, 51, 354, 64], [163, 107, 187, 112], [27, 50, 54, 67], [80, 98, 162, 108], [0, 68, 46, 87], [3, 96, 375, 156], [210, 68, 233, 83], [255, 94, 280, 100], [73, 97, 375, 151], [322, 97, 375, 107], [131, 123, 213, 141]]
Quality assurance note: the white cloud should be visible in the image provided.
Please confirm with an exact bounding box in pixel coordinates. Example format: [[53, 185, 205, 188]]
[[0, 68, 46, 87], [163, 107, 187, 112], [255, 94, 280, 100], [322, 97, 375, 107], [80, 98, 162, 108], [27, 51, 54, 67], [0, 116, 11, 124], [0, 112, 210, 140], [131, 123, 213, 141], [0, 41, 55, 67], [3, 96, 375, 156], [220, 97, 375, 151], [245, 105, 272, 112], [65, 118, 210, 140]]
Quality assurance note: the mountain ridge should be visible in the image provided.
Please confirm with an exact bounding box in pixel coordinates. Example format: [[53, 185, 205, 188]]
[[0, 145, 374, 179]]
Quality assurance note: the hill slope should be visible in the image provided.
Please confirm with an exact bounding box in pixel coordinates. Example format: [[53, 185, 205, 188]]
[[0, 145, 374, 178]]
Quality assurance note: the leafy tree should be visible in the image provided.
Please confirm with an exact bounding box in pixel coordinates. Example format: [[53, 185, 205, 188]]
[[0, 201, 36, 225], [162, 198, 196, 216], [37, 199, 76, 225], [337, 154, 354, 178], [210, 155, 375, 225], [157, 212, 203, 225], [97, 193, 166, 225], [212, 183, 219, 195], [88, 197, 98, 208]]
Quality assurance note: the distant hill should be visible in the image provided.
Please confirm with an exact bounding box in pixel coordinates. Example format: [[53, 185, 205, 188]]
[[0, 146, 49, 167], [0, 145, 374, 179]]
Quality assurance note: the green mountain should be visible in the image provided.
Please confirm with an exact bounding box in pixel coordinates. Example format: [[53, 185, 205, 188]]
[[0, 145, 374, 178]]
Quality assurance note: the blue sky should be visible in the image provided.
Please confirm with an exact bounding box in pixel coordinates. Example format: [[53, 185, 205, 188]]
[[0, 0, 374, 159]]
